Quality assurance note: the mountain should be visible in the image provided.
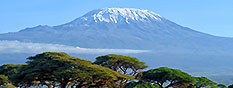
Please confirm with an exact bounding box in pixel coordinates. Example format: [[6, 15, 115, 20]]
[[1, 8, 233, 84]]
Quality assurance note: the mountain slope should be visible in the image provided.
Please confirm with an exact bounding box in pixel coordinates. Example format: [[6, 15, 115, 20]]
[[1, 8, 233, 51]]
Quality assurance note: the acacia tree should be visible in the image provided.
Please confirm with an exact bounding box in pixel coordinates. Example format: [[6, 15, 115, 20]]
[[0, 64, 25, 77], [228, 84, 233, 88], [218, 84, 227, 88], [124, 81, 159, 88], [141, 67, 196, 88], [56, 64, 132, 88], [0, 75, 8, 86], [93, 54, 148, 88], [11, 52, 132, 88], [193, 77, 217, 88], [0, 64, 25, 87]]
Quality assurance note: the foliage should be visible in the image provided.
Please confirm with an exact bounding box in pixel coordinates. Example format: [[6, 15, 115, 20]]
[[1, 52, 229, 88], [0, 75, 8, 86], [11, 52, 132, 88], [194, 77, 217, 88], [94, 54, 148, 74], [0, 64, 25, 77], [141, 67, 196, 88], [93, 54, 147, 87], [2, 83, 16, 88], [228, 84, 233, 88], [124, 81, 158, 88], [187, 84, 196, 88], [209, 85, 220, 88], [0, 64, 23, 88], [217, 84, 227, 88]]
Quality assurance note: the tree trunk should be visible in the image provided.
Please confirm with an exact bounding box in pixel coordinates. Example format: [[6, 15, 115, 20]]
[[47, 85, 51, 88], [119, 79, 124, 88]]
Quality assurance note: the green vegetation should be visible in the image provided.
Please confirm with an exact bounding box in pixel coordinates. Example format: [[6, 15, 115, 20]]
[[0, 64, 25, 77], [218, 84, 228, 88], [93, 54, 147, 88], [193, 77, 217, 88], [141, 67, 196, 88], [0, 52, 232, 88], [228, 84, 233, 88], [124, 81, 159, 88], [0, 75, 8, 86], [9, 52, 132, 88]]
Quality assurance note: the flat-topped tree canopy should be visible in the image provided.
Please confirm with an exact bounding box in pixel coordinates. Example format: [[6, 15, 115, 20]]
[[94, 54, 147, 88], [26, 52, 91, 64], [0, 75, 8, 86], [0, 64, 25, 77], [11, 52, 132, 88], [141, 67, 196, 88], [194, 77, 217, 88], [94, 54, 148, 74], [124, 81, 158, 88]]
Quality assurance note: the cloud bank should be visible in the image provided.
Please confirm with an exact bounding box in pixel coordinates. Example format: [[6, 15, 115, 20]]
[[0, 41, 149, 54]]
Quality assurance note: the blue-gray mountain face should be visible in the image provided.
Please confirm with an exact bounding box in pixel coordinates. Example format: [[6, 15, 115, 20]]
[[1, 8, 233, 84]]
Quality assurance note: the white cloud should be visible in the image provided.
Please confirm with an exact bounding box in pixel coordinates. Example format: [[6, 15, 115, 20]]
[[0, 41, 150, 54]]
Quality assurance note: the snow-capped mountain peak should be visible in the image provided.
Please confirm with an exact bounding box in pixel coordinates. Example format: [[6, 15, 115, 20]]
[[74, 8, 163, 24]]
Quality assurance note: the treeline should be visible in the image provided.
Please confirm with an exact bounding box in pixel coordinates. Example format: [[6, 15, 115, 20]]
[[0, 52, 232, 88]]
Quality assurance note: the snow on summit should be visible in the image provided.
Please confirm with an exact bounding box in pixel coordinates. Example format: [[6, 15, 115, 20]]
[[79, 8, 163, 24]]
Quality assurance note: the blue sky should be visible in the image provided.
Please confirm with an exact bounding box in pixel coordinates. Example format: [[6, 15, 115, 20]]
[[0, 0, 233, 37]]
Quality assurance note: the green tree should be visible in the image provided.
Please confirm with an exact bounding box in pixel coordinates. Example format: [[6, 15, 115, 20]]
[[194, 77, 217, 88], [229, 84, 233, 88], [10, 64, 41, 87], [0, 64, 25, 88], [187, 84, 196, 88], [209, 85, 220, 88], [11, 52, 132, 88], [218, 84, 227, 88], [93, 54, 148, 88], [0, 75, 8, 86], [124, 81, 158, 88], [55, 63, 132, 88], [0, 64, 25, 77], [141, 67, 196, 88]]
